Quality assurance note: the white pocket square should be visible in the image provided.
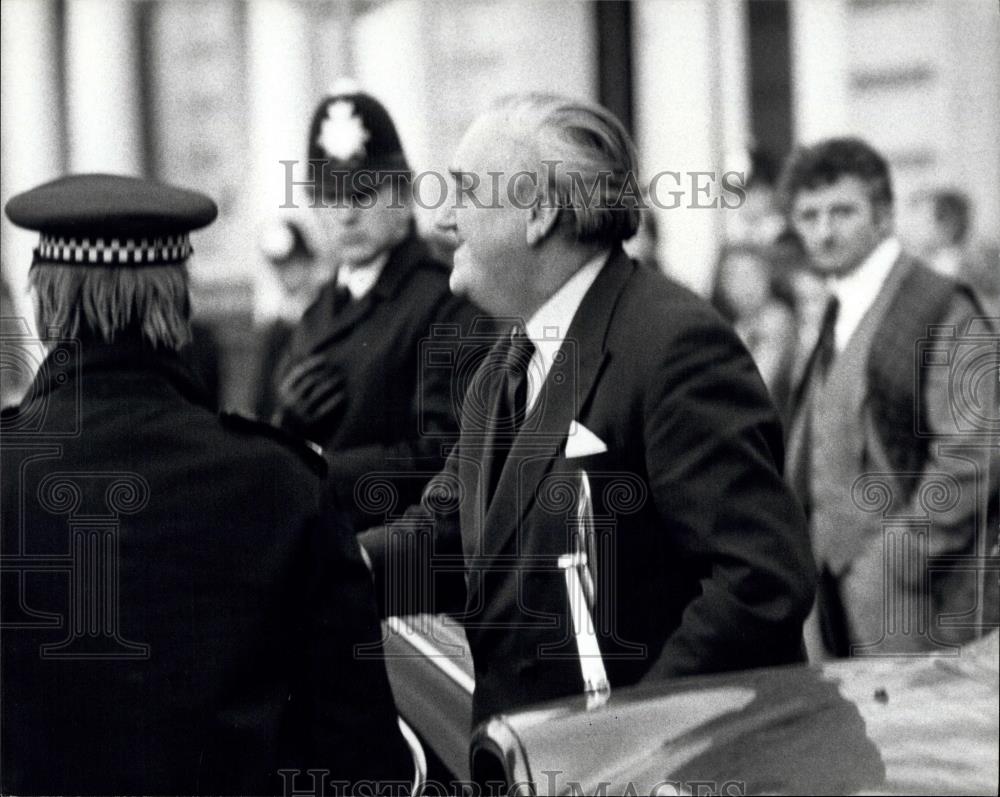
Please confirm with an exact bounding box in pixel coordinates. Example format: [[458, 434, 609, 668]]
[[565, 420, 608, 459]]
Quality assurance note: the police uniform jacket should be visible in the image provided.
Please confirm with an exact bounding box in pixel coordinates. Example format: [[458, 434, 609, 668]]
[[0, 339, 411, 795], [279, 233, 484, 527]]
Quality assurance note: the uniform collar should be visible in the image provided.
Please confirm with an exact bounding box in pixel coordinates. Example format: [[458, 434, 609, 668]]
[[360, 233, 432, 303], [26, 338, 213, 410]]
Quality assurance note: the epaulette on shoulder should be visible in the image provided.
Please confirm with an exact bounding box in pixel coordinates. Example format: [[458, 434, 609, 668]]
[[218, 412, 327, 478]]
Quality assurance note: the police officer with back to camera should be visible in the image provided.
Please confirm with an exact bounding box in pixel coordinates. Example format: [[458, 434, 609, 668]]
[[273, 91, 485, 528], [0, 174, 413, 795]]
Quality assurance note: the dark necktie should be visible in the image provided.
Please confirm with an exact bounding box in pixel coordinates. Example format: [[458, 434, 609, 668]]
[[486, 326, 535, 506], [333, 284, 353, 313], [793, 293, 841, 410], [797, 294, 848, 658], [812, 294, 841, 383]]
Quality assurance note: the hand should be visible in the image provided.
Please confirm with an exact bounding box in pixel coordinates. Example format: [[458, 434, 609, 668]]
[[275, 354, 347, 438]]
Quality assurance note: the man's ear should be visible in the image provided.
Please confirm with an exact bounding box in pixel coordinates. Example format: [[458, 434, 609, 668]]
[[526, 200, 561, 247]]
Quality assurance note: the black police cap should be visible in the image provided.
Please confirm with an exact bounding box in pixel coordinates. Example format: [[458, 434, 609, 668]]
[[5, 174, 218, 267]]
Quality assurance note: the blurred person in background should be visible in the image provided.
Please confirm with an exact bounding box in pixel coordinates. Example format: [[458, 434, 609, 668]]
[[252, 218, 323, 419], [1, 174, 412, 795], [710, 243, 796, 412], [728, 150, 786, 247], [274, 91, 484, 529], [905, 188, 1000, 310], [781, 137, 997, 659]]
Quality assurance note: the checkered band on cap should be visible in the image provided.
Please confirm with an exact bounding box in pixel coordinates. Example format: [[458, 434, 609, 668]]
[[34, 233, 193, 266]]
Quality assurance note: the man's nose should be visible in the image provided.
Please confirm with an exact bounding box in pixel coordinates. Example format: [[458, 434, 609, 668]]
[[815, 212, 833, 242]]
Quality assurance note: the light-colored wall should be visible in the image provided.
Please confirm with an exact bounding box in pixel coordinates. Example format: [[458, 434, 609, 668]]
[[3, 0, 995, 327], [354, 0, 599, 232], [64, 0, 143, 174], [790, 0, 1000, 247], [633, 0, 751, 295]]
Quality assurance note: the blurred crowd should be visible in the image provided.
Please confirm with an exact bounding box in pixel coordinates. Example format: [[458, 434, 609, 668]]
[[706, 156, 998, 422]]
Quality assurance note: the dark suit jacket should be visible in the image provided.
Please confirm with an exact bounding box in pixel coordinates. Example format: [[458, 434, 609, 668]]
[[278, 234, 484, 528], [0, 341, 411, 795], [364, 249, 816, 724]]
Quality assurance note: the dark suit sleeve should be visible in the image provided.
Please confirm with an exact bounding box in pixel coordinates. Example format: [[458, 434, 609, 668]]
[[325, 293, 484, 521], [894, 297, 999, 640], [292, 491, 413, 786], [643, 322, 816, 677], [359, 447, 469, 619], [902, 294, 997, 545]]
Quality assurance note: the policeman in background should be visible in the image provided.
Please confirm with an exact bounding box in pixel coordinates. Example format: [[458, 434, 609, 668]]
[[0, 174, 413, 795], [274, 91, 485, 528]]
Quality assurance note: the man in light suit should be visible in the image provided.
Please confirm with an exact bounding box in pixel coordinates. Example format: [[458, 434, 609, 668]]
[[781, 138, 998, 658], [362, 94, 815, 724]]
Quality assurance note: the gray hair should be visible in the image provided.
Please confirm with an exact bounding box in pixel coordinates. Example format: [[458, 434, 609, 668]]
[[491, 93, 641, 245], [29, 262, 192, 351]]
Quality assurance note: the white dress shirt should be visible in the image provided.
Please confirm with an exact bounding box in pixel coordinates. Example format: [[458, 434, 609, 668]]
[[829, 236, 901, 352], [524, 251, 608, 410], [336, 252, 389, 300]]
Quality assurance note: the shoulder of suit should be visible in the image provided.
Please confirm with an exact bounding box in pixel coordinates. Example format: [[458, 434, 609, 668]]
[[894, 258, 984, 324], [620, 262, 733, 339], [218, 412, 327, 478]]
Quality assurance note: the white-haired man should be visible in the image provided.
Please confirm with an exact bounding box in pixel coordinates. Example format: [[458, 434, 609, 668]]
[[362, 95, 816, 724], [1, 175, 412, 794]]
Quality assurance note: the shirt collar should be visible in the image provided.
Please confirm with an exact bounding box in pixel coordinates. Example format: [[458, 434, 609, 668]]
[[828, 236, 901, 350], [336, 251, 390, 300], [523, 250, 609, 410], [525, 251, 609, 345]]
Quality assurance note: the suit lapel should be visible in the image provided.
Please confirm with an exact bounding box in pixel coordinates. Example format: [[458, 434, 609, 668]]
[[466, 250, 634, 584], [788, 254, 915, 483], [302, 236, 425, 354], [477, 349, 583, 554], [321, 291, 376, 342]]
